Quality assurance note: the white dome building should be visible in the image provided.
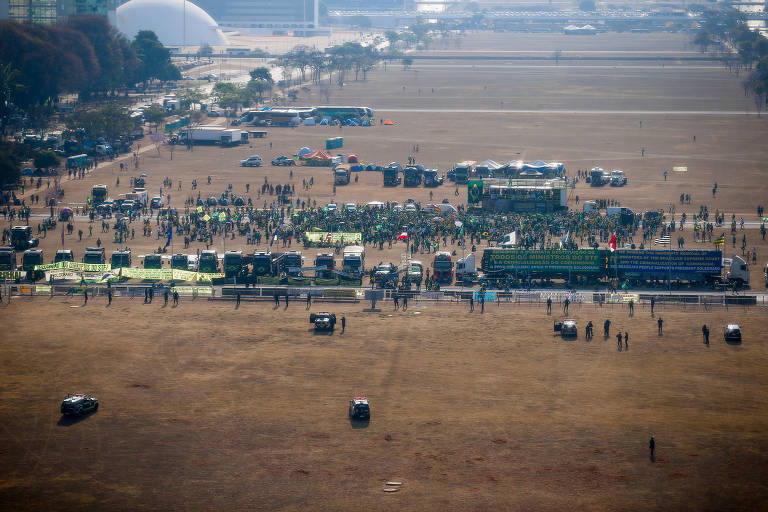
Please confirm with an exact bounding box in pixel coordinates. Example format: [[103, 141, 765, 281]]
[[116, 0, 228, 47]]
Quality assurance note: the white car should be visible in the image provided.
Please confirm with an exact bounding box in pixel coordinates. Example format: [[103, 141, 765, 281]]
[[240, 155, 262, 167], [325, 203, 338, 213], [343, 203, 356, 212], [404, 203, 417, 213]]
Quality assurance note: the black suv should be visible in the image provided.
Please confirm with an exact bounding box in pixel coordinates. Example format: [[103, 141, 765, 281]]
[[61, 394, 99, 416], [349, 397, 370, 420]]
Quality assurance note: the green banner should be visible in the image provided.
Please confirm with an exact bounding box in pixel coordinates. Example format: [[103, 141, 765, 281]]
[[35, 261, 111, 273], [483, 249, 602, 273], [304, 232, 362, 244], [117, 268, 224, 281], [0, 270, 24, 279], [468, 180, 482, 204]]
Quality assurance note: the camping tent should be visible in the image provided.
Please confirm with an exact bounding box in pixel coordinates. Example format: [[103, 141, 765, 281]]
[[347, 154, 359, 163], [383, 119, 394, 125], [297, 147, 312, 156], [304, 117, 316, 126]]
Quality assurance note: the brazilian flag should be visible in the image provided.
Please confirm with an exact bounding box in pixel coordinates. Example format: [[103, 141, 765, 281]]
[[468, 180, 482, 204]]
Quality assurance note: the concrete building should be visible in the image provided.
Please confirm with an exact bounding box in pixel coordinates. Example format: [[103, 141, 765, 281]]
[[8, 0, 58, 24], [116, 0, 227, 46], [193, 0, 321, 35], [5, 0, 116, 24]]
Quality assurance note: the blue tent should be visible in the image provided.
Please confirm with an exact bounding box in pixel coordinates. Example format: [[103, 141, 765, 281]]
[[304, 117, 316, 126], [319, 119, 329, 126], [297, 147, 312, 156]]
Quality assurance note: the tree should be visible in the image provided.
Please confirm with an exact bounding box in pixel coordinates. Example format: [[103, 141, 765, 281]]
[[579, 0, 596, 11], [143, 106, 166, 133], [385, 30, 399, 49], [0, 150, 20, 187], [33, 150, 59, 169], [178, 88, 208, 110], [65, 15, 132, 95], [249, 66, 274, 86], [65, 104, 133, 144], [132, 30, 180, 86], [694, 30, 712, 52]]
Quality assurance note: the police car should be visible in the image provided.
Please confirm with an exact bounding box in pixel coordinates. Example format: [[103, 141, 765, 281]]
[[349, 397, 370, 420], [60, 394, 99, 416]]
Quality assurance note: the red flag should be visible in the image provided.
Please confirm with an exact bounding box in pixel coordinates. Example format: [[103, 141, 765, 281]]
[[608, 233, 617, 252], [397, 232, 408, 241]]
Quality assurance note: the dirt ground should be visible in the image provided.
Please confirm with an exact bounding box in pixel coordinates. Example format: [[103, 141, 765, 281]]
[[0, 298, 767, 511], [2, 32, 768, 510]]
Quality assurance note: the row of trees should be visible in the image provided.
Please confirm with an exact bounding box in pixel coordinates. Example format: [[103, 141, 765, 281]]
[[273, 43, 380, 88], [0, 16, 179, 122], [694, 9, 768, 111]]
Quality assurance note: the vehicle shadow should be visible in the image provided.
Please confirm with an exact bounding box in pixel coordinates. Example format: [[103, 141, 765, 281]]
[[349, 417, 370, 429], [57, 413, 94, 426], [312, 329, 334, 336]]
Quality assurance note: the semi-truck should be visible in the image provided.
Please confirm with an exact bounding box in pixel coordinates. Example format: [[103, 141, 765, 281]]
[[111, 250, 131, 269], [223, 250, 243, 277], [10, 226, 38, 250], [315, 253, 335, 278], [199, 249, 219, 273], [0, 247, 17, 270], [171, 253, 190, 270], [453, 161, 474, 185], [83, 247, 106, 265], [22, 249, 43, 273], [455, 252, 478, 284], [383, 164, 401, 186], [144, 254, 162, 269], [283, 250, 304, 277], [423, 169, 443, 187], [184, 126, 247, 146], [432, 251, 454, 283], [334, 165, 351, 185], [610, 170, 627, 187], [54, 249, 74, 263], [589, 167, 611, 186], [342, 246, 365, 278], [404, 165, 423, 187]]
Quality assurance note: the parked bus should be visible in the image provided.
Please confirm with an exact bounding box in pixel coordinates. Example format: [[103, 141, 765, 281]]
[[315, 106, 373, 121]]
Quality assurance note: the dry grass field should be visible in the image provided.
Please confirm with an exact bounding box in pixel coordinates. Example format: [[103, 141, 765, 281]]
[[0, 299, 767, 511], [1, 32, 768, 510]]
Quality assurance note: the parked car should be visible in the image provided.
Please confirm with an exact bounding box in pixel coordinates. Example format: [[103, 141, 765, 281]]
[[724, 324, 742, 343], [271, 155, 295, 166], [240, 155, 262, 167], [60, 394, 99, 416]]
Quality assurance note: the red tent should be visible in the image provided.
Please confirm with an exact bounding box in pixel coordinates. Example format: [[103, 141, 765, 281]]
[[301, 150, 332, 161]]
